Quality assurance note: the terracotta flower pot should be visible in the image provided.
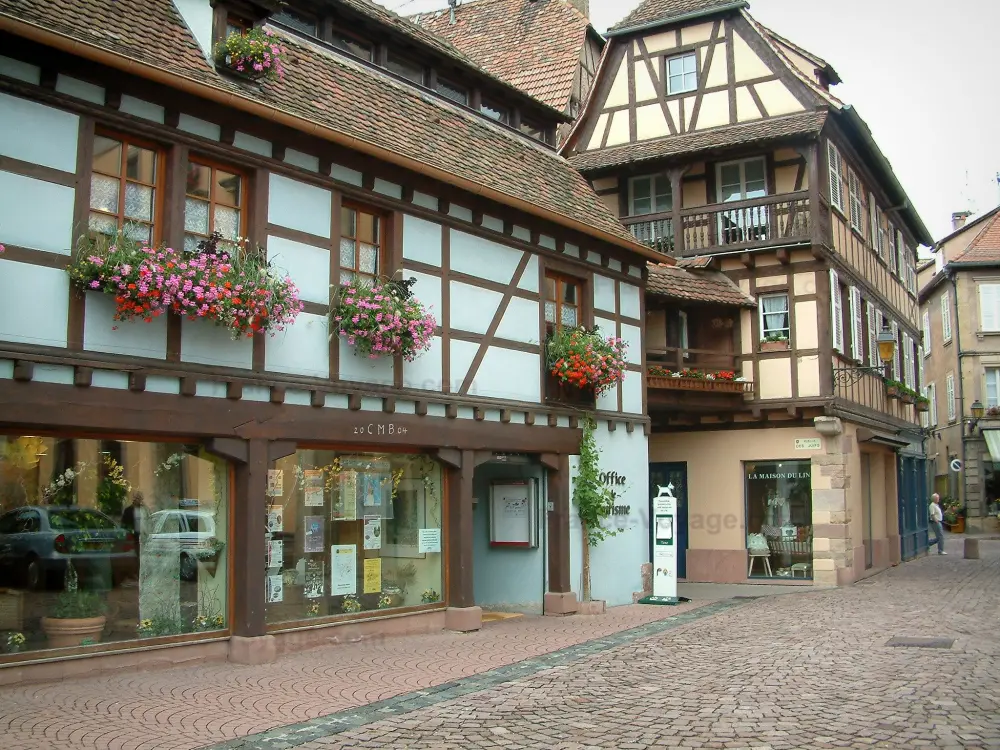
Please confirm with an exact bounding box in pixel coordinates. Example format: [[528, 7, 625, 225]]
[[41, 615, 107, 648], [886, 386, 900, 398], [760, 340, 789, 352], [916, 401, 929, 412], [901, 393, 915, 404]]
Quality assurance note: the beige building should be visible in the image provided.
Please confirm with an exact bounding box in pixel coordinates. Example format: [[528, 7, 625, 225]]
[[919, 207, 1000, 531], [562, 0, 934, 585]]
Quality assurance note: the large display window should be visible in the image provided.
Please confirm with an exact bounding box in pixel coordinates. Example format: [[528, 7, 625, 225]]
[[265, 450, 444, 624], [744, 460, 812, 579], [0, 436, 229, 657]]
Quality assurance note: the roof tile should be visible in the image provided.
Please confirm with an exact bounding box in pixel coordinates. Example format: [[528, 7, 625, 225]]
[[568, 111, 827, 171], [413, 0, 591, 111], [953, 211, 1000, 263], [608, 0, 742, 33], [0, 0, 640, 249], [646, 263, 755, 306]]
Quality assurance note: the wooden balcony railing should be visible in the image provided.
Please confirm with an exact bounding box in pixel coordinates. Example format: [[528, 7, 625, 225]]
[[622, 191, 811, 257]]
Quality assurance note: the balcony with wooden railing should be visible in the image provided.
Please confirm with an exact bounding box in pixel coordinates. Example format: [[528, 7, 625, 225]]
[[622, 191, 812, 258]]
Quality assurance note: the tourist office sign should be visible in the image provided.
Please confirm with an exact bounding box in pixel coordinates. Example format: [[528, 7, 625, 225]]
[[639, 483, 684, 605]]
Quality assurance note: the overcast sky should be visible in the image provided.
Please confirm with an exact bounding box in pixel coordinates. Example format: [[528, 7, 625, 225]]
[[381, 0, 1000, 246]]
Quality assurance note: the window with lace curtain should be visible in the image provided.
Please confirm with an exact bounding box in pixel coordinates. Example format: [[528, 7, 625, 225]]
[[340, 204, 383, 283], [759, 293, 790, 340]]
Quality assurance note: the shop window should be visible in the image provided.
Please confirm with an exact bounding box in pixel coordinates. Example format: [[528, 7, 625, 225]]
[[184, 157, 246, 252], [339, 204, 383, 283], [264, 450, 444, 624], [89, 132, 162, 245], [0, 436, 230, 659], [745, 461, 813, 579], [544, 272, 580, 335]]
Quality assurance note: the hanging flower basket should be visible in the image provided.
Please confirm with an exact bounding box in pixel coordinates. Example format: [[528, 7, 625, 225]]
[[67, 231, 303, 339], [329, 276, 436, 360], [214, 27, 287, 81], [546, 325, 626, 396]]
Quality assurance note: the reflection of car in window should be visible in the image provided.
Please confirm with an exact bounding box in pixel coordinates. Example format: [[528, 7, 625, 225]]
[[0, 506, 133, 590], [146, 510, 218, 581]]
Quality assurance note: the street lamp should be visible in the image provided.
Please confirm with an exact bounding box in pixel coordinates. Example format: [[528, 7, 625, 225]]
[[833, 324, 897, 386], [968, 400, 985, 434]]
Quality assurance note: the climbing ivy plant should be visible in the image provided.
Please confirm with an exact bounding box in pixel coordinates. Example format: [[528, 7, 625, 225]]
[[572, 414, 620, 602]]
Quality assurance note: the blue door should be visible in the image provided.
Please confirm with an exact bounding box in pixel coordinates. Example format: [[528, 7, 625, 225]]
[[898, 455, 929, 560], [649, 462, 688, 578]]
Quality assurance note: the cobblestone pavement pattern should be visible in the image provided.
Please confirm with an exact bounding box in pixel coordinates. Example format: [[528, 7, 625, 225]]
[[219, 537, 1000, 750], [4, 536, 1000, 750]]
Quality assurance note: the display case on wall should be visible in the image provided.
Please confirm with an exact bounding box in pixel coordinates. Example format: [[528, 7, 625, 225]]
[[488, 479, 538, 548]]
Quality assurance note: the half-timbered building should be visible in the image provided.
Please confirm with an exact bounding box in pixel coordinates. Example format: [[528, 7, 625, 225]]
[[561, 0, 935, 586], [0, 0, 658, 680]]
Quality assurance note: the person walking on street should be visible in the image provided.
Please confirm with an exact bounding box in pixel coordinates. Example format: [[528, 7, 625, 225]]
[[929, 493, 947, 555]]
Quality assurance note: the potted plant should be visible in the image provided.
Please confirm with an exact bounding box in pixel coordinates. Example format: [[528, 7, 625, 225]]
[[381, 561, 416, 607], [341, 595, 362, 614], [885, 379, 902, 399], [40, 563, 107, 648], [420, 589, 440, 604], [760, 333, 789, 352], [214, 27, 287, 81], [329, 276, 436, 360], [546, 325, 627, 402], [5, 632, 25, 654], [943, 498, 965, 533]]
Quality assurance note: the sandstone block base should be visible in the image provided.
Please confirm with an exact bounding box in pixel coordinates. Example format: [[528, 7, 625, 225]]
[[543, 591, 578, 616], [444, 606, 482, 632], [229, 635, 277, 665]]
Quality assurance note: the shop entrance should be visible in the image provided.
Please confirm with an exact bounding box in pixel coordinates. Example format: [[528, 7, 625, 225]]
[[648, 462, 687, 579], [471, 455, 547, 614]]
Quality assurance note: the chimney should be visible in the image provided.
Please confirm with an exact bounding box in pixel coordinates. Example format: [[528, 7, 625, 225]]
[[952, 211, 972, 232], [565, 0, 589, 18]]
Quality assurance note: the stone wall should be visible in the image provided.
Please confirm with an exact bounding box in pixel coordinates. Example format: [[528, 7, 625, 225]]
[[811, 417, 854, 586]]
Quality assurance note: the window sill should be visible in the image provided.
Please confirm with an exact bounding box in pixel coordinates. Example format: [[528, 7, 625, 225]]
[[976, 330, 1000, 337]]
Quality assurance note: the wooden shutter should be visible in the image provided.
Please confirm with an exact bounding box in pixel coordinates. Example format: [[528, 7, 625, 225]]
[[903, 332, 914, 387], [830, 269, 843, 352], [980, 285, 1000, 332], [918, 345, 925, 388], [922, 309, 931, 348], [946, 374, 956, 421], [929, 382, 937, 426], [891, 320, 901, 380], [868, 302, 878, 367], [869, 196, 881, 255], [941, 291, 952, 341], [896, 230, 905, 277], [850, 287, 863, 362], [827, 142, 843, 211], [888, 225, 898, 273]]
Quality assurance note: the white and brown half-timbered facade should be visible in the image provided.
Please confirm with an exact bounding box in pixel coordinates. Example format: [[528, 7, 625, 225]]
[[562, 0, 935, 587], [0, 0, 657, 680]]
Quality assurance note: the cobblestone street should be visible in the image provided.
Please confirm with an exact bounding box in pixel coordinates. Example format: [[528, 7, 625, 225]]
[[3, 537, 1000, 750]]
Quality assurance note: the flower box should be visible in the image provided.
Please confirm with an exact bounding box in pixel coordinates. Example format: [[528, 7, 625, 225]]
[[546, 325, 626, 396], [329, 276, 435, 361], [546, 373, 596, 406], [214, 28, 287, 82], [916, 400, 930, 413], [760, 340, 789, 352], [885, 385, 900, 398], [647, 375, 746, 393], [901, 393, 915, 405]]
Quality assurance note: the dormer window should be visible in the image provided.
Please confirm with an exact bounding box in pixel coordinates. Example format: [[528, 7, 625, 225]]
[[435, 77, 468, 106], [226, 14, 250, 38], [386, 51, 424, 84], [666, 52, 697, 95], [481, 99, 509, 125], [272, 7, 317, 36], [331, 30, 372, 61]]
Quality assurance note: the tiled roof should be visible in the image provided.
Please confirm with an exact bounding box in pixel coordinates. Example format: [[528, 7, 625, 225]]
[[675, 256, 715, 269], [757, 22, 841, 85], [335, 0, 564, 117], [568, 111, 827, 171], [953, 211, 1000, 263], [412, 0, 592, 112], [608, 0, 745, 33], [646, 263, 755, 306], [0, 0, 644, 252]]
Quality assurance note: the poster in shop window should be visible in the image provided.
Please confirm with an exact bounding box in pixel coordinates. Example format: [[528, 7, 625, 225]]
[[333, 471, 358, 521], [331, 544, 357, 596], [266, 574, 283, 603], [304, 516, 324, 553], [304, 469, 324, 507], [363, 557, 382, 593], [304, 560, 324, 598], [364, 516, 382, 550]]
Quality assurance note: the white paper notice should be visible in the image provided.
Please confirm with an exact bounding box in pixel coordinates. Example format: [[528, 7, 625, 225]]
[[331, 544, 357, 596], [267, 539, 283, 569], [266, 510, 283, 532], [267, 469, 283, 497], [418, 528, 441, 553], [266, 574, 283, 603], [363, 516, 382, 550]]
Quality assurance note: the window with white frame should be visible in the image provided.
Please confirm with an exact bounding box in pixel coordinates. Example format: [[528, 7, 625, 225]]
[[946, 373, 956, 421], [904, 332, 915, 388], [922, 309, 931, 352], [896, 230, 906, 279], [830, 269, 844, 352], [827, 142, 844, 213], [987, 368, 1000, 408], [868, 303, 880, 368], [759, 293, 790, 340], [925, 382, 937, 426], [629, 174, 672, 216], [979, 283, 1000, 332], [849, 286, 864, 362], [848, 169, 864, 235], [666, 52, 697, 95], [941, 290, 953, 342]]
